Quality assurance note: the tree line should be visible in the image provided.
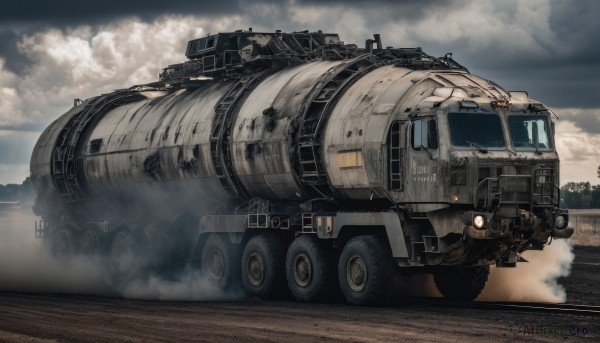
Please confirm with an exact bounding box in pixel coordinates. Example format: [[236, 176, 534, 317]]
[[560, 182, 600, 209], [0, 177, 35, 203]]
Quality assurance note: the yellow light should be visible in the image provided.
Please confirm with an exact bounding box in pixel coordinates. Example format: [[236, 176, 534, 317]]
[[453, 196, 459, 203]]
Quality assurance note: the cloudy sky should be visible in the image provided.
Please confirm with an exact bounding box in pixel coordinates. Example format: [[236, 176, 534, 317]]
[[0, 0, 599, 185]]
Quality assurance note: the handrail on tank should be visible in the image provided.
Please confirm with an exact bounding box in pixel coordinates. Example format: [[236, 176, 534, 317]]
[[473, 174, 532, 210]]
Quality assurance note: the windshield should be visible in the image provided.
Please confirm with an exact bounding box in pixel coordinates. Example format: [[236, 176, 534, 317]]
[[448, 113, 505, 149], [508, 115, 553, 151]]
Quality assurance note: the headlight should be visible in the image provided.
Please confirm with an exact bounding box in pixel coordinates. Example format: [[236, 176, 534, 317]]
[[473, 215, 485, 229], [555, 215, 565, 229]]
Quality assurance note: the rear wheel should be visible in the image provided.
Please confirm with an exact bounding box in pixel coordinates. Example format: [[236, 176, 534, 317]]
[[433, 266, 489, 301], [242, 234, 286, 299], [109, 230, 139, 283], [79, 229, 103, 256], [201, 234, 240, 290], [48, 227, 76, 258], [338, 235, 394, 306], [286, 235, 337, 302]]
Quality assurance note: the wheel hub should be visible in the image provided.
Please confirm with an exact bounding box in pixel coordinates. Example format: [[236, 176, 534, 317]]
[[247, 251, 265, 286], [112, 237, 133, 275], [80, 232, 100, 255], [207, 249, 225, 280], [293, 253, 312, 287], [346, 255, 367, 292]]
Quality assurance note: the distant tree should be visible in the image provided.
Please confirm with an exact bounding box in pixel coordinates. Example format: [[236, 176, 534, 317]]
[[598, 165, 600, 180], [592, 185, 600, 208], [562, 182, 589, 193], [0, 177, 35, 202], [561, 181, 600, 209]]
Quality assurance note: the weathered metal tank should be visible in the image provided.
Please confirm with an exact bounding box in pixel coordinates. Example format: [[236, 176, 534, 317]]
[[30, 30, 574, 305]]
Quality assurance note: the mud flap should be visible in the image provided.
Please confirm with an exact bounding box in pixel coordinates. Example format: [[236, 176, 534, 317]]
[[551, 227, 574, 239]]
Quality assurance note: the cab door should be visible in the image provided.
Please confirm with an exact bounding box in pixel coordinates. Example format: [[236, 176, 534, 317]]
[[404, 117, 440, 203]]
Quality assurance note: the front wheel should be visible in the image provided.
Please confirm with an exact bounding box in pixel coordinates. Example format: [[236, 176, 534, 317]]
[[338, 235, 394, 306], [433, 265, 490, 301], [109, 230, 139, 284]]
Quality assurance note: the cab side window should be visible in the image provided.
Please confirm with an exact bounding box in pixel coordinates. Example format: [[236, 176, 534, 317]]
[[411, 119, 438, 150]]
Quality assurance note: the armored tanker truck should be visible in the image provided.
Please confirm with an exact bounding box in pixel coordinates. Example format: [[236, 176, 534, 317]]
[[30, 30, 574, 305]]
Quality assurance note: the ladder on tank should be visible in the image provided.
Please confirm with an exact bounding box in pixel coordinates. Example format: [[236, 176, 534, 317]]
[[296, 55, 379, 195], [52, 91, 145, 203], [209, 70, 271, 197]]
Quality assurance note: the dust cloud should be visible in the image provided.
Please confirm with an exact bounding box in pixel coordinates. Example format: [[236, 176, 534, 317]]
[[0, 208, 110, 295], [479, 239, 574, 303], [0, 207, 575, 304], [121, 270, 241, 301], [393, 239, 574, 303], [0, 207, 240, 301]]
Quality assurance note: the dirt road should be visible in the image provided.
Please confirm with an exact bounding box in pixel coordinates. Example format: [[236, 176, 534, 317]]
[[0, 246, 598, 342], [0, 292, 597, 342]]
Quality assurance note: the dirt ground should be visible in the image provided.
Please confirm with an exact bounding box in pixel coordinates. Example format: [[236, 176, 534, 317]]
[[559, 245, 600, 306], [0, 245, 598, 342]]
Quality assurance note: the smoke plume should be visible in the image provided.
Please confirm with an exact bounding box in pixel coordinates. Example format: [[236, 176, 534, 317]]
[[478, 239, 574, 303], [0, 208, 240, 301], [0, 209, 106, 294]]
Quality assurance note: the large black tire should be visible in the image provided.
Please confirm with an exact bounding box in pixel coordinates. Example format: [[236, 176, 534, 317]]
[[433, 265, 490, 301], [338, 235, 394, 306], [286, 235, 337, 302], [79, 229, 103, 256], [201, 234, 240, 290], [48, 227, 76, 258], [109, 230, 139, 283], [242, 234, 286, 299]]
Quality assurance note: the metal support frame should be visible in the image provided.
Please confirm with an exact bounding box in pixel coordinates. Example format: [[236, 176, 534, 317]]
[[160, 31, 467, 86], [34, 220, 47, 239], [474, 175, 531, 210], [474, 171, 559, 211], [533, 167, 559, 206]]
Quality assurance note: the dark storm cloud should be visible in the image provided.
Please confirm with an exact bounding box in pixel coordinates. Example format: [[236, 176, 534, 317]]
[[468, 0, 600, 71], [0, 0, 450, 25], [0, 0, 244, 25], [0, 30, 31, 74], [0, 122, 47, 133], [409, 0, 600, 111], [0, 0, 239, 73], [295, 0, 455, 19], [469, 62, 599, 109], [0, 0, 287, 73], [0, 134, 35, 165], [557, 110, 600, 135], [1, 0, 599, 117]]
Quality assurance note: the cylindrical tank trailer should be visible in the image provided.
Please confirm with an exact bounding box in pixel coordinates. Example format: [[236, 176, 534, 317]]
[[30, 30, 573, 305]]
